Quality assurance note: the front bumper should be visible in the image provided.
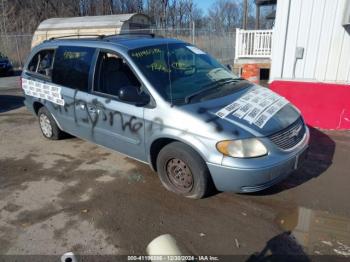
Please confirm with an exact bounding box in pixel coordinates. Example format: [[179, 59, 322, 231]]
[[206, 128, 310, 193]]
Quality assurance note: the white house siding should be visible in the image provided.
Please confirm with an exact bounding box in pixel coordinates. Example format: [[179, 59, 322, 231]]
[[270, 0, 350, 84]]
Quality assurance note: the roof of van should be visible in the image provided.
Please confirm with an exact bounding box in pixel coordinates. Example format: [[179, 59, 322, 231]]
[[37, 13, 150, 31], [45, 36, 185, 50], [107, 36, 184, 49]]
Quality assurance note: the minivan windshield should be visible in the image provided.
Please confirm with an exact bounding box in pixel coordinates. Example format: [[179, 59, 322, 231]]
[[129, 43, 243, 104]]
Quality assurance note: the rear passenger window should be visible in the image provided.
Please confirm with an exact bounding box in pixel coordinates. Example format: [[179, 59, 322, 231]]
[[52, 46, 95, 91], [28, 49, 55, 77]]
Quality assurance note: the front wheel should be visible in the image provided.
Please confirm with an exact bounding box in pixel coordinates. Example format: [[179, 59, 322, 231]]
[[156, 142, 214, 199]]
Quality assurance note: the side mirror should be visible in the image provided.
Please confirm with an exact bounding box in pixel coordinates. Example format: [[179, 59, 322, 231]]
[[118, 85, 150, 106], [226, 64, 232, 71]]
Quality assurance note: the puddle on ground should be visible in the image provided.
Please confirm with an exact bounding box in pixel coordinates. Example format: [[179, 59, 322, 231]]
[[276, 206, 350, 256]]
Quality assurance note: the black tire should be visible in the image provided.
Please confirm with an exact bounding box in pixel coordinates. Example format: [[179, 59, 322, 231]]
[[38, 107, 65, 140], [156, 142, 214, 199]]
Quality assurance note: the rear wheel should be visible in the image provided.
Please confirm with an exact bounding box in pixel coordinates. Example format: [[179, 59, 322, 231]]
[[156, 142, 213, 199], [38, 107, 64, 140]]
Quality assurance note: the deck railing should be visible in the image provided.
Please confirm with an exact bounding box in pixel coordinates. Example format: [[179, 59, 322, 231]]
[[235, 29, 273, 59]]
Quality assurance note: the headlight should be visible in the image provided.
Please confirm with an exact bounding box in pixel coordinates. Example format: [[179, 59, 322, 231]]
[[216, 138, 267, 158]]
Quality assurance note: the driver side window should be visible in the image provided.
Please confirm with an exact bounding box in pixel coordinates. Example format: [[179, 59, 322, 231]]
[[94, 51, 140, 98]]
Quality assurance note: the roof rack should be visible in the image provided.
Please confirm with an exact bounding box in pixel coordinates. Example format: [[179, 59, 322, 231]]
[[103, 32, 159, 39], [45, 32, 161, 44], [48, 34, 105, 41]]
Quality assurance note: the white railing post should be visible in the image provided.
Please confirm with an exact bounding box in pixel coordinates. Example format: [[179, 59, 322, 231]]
[[235, 29, 273, 59], [235, 28, 240, 59]]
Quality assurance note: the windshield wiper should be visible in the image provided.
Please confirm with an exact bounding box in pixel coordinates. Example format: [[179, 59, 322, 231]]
[[184, 78, 239, 104], [233, 77, 246, 81]]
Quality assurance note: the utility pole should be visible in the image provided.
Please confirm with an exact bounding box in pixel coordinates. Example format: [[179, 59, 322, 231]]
[[243, 0, 248, 30], [192, 21, 195, 44], [161, 0, 168, 29], [255, 4, 260, 29]]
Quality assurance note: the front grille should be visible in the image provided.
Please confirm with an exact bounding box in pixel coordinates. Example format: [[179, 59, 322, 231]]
[[268, 117, 306, 150]]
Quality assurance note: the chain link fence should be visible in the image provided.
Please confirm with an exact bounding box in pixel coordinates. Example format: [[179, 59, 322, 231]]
[[152, 28, 237, 65], [0, 28, 236, 69], [0, 34, 32, 68]]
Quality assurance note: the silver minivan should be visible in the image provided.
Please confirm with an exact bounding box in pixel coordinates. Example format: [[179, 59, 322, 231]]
[[22, 35, 309, 199]]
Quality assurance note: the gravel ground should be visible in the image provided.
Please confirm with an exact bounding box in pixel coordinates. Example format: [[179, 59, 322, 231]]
[[1, 76, 350, 260]]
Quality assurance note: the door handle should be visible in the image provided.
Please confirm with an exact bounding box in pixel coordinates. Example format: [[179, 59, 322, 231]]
[[75, 102, 85, 110], [87, 106, 100, 115], [87, 106, 96, 113]]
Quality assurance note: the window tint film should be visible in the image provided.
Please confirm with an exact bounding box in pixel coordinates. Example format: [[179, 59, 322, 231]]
[[28, 49, 55, 77], [94, 52, 140, 98], [52, 46, 95, 91]]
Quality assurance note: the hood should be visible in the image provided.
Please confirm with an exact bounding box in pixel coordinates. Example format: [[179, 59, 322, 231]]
[[179, 81, 301, 138]]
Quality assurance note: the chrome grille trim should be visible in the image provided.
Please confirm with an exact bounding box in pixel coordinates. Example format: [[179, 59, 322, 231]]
[[268, 118, 306, 150]]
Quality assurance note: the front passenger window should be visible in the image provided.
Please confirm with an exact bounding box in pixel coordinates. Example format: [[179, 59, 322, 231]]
[[94, 52, 141, 98]]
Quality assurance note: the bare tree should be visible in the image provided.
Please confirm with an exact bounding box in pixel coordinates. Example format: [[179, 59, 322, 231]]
[[0, 0, 263, 35], [208, 0, 241, 32]]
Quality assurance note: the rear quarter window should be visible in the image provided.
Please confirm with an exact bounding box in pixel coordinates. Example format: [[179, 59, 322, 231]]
[[52, 46, 95, 91], [27, 49, 55, 78]]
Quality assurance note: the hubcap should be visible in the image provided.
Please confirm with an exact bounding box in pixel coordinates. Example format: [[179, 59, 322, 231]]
[[39, 114, 53, 138], [166, 158, 193, 193]]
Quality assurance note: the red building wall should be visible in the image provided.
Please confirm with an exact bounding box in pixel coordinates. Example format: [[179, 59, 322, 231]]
[[270, 81, 350, 130]]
